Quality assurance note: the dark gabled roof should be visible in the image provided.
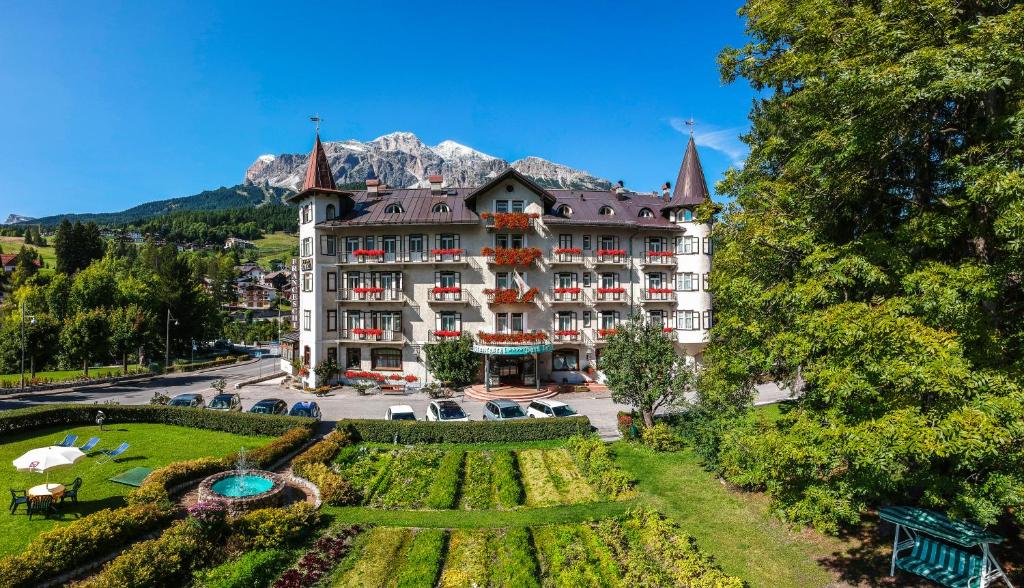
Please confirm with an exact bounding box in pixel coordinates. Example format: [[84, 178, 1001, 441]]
[[544, 191, 677, 230], [666, 136, 710, 208], [464, 168, 557, 209]]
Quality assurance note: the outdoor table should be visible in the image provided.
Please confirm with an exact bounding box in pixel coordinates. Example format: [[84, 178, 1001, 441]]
[[27, 483, 65, 500]]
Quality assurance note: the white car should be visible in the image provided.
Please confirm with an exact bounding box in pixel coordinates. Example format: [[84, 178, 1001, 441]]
[[526, 399, 578, 418], [425, 400, 469, 422], [385, 405, 417, 421]]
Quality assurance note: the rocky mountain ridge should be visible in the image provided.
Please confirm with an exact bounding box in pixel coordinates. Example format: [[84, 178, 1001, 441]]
[[244, 131, 612, 191]]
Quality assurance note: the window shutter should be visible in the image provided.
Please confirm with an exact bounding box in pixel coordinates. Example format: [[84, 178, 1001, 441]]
[[455, 313, 462, 331], [702, 310, 711, 329]]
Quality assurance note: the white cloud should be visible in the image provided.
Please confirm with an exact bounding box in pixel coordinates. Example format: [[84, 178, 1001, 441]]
[[669, 118, 747, 167]]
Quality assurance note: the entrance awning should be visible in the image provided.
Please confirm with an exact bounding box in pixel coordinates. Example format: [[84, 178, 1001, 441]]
[[879, 506, 1003, 547], [472, 343, 553, 356]]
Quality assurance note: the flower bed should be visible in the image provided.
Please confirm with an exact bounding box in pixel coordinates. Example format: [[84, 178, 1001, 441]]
[[476, 331, 547, 345], [272, 526, 361, 588], [480, 246, 543, 266]]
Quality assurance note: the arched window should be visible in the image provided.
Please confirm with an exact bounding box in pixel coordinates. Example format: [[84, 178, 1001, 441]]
[[638, 207, 654, 218], [557, 204, 573, 217], [325, 204, 337, 220], [598, 206, 614, 216], [384, 203, 403, 214], [432, 202, 450, 213], [683, 208, 694, 221]]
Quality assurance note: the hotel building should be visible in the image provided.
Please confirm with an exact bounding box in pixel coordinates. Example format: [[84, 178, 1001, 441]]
[[284, 134, 714, 398]]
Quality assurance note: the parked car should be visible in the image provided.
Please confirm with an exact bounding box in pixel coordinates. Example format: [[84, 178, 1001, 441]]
[[526, 399, 578, 418], [482, 399, 528, 421], [249, 398, 288, 416], [385, 405, 417, 421], [208, 393, 242, 412], [289, 401, 322, 420], [168, 393, 205, 408], [425, 400, 469, 422]]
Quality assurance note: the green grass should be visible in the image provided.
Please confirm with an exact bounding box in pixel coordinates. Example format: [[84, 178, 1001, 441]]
[[0, 365, 148, 386], [251, 231, 297, 268], [322, 501, 635, 528], [0, 236, 56, 273], [0, 423, 270, 556], [613, 442, 840, 588]]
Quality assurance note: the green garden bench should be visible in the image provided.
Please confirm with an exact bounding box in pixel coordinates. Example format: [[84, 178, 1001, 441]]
[[881, 506, 1014, 588]]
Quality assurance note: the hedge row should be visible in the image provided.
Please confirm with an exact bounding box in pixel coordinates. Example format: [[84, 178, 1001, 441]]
[[337, 416, 592, 444], [292, 430, 358, 506], [0, 403, 313, 437], [166, 354, 249, 373]]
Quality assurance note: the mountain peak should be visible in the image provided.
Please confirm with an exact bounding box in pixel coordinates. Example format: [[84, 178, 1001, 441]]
[[432, 140, 497, 161]]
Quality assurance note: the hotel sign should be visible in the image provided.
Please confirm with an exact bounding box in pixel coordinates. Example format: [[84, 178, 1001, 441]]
[[472, 343, 554, 356], [290, 257, 299, 329]]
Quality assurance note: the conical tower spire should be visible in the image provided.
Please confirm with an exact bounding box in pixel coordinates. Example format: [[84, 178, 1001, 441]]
[[302, 134, 337, 192], [667, 135, 709, 207]]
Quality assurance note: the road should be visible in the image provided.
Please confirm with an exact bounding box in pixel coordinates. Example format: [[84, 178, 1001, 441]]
[[0, 356, 796, 440]]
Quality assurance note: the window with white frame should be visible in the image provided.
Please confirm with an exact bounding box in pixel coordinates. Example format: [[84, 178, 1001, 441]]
[[677, 311, 701, 330], [703, 237, 713, 255], [302, 272, 312, 292], [436, 311, 461, 332], [583, 310, 593, 328], [495, 200, 509, 213], [676, 272, 699, 291], [555, 311, 576, 331], [301, 205, 312, 223], [678, 236, 699, 254], [303, 310, 311, 331], [703, 273, 710, 290], [495, 234, 525, 248], [371, 348, 402, 370], [302, 237, 313, 257], [703, 310, 713, 329], [683, 208, 694, 221], [320, 235, 336, 256]]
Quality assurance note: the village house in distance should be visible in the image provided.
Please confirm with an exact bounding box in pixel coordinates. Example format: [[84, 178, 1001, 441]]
[[283, 132, 714, 398]]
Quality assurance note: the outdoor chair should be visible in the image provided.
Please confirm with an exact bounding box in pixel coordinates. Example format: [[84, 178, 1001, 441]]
[[8, 489, 28, 514], [27, 495, 57, 520], [55, 434, 78, 447], [95, 442, 129, 464], [79, 437, 100, 452], [61, 478, 83, 504]]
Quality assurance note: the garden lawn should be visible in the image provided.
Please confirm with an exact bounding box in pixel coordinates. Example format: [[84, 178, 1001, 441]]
[[0, 366, 148, 386], [613, 442, 842, 588], [0, 422, 270, 555], [252, 231, 297, 268]]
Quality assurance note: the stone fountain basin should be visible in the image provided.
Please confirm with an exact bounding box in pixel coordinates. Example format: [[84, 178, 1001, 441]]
[[197, 470, 287, 513]]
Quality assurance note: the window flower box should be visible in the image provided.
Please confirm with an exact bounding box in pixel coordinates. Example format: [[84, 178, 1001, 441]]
[[555, 329, 580, 336], [431, 330, 463, 338], [598, 328, 618, 338], [646, 251, 675, 257], [596, 249, 626, 256], [431, 286, 461, 294], [647, 287, 673, 294], [483, 287, 539, 304], [430, 248, 464, 262], [352, 249, 385, 261], [480, 247, 544, 266], [476, 331, 548, 345], [352, 328, 384, 336], [353, 287, 384, 294], [553, 247, 582, 254], [553, 287, 581, 294], [596, 287, 625, 294], [480, 211, 540, 230]]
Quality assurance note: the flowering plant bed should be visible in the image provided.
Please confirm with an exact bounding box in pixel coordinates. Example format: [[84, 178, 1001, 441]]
[[552, 247, 582, 255], [596, 287, 625, 294], [647, 287, 673, 294], [431, 286, 461, 293], [430, 248, 464, 256], [351, 328, 384, 336], [480, 246, 543, 266], [553, 287, 581, 294], [483, 287, 539, 304], [352, 287, 384, 294], [432, 330, 462, 338], [595, 248, 626, 257], [476, 331, 548, 344], [352, 249, 385, 257], [480, 211, 540, 230], [272, 527, 361, 588]]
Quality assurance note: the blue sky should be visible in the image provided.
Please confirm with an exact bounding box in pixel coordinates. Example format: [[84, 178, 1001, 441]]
[[0, 0, 754, 218]]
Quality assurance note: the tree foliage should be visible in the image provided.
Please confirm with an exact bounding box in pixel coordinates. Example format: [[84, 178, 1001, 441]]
[[601, 315, 696, 427], [424, 335, 479, 387], [703, 0, 1024, 531], [54, 219, 104, 274]]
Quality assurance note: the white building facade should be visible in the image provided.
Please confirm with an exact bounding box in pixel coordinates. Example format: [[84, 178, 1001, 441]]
[[286, 135, 714, 393]]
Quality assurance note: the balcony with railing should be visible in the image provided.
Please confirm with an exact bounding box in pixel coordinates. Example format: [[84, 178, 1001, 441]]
[[338, 328, 405, 344], [549, 247, 585, 265], [551, 328, 589, 345], [480, 212, 540, 231], [337, 250, 408, 265], [429, 248, 468, 264], [594, 249, 627, 265], [481, 247, 543, 266], [476, 331, 548, 346], [592, 287, 629, 305], [592, 327, 619, 343], [428, 330, 465, 342], [337, 288, 404, 303], [640, 288, 676, 303], [642, 251, 677, 266], [550, 288, 588, 305], [426, 287, 476, 306], [484, 287, 540, 305]]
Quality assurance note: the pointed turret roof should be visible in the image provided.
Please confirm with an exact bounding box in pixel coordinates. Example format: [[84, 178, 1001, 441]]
[[666, 135, 709, 207], [302, 134, 337, 191]]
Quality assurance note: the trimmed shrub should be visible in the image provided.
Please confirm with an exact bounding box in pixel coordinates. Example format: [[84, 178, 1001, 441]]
[[0, 503, 172, 588], [298, 462, 358, 506], [0, 403, 313, 437], [73, 519, 214, 588], [641, 422, 683, 451], [193, 548, 294, 588], [337, 415, 592, 444], [291, 430, 351, 472], [229, 503, 320, 551], [396, 529, 447, 588], [425, 451, 464, 509]]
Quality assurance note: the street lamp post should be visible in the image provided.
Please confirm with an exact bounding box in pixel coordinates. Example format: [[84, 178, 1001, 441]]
[[165, 309, 179, 373], [19, 301, 37, 392]]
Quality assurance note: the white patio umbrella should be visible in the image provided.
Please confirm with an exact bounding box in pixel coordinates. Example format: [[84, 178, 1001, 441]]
[[13, 446, 86, 483]]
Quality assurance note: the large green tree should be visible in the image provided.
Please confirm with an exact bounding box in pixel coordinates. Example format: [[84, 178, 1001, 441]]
[[60, 309, 111, 375], [601, 315, 696, 427], [424, 335, 479, 387], [108, 304, 153, 372], [703, 1, 1024, 532]]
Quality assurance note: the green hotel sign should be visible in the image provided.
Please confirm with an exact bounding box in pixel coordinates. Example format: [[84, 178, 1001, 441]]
[[472, 343, 554, 356]]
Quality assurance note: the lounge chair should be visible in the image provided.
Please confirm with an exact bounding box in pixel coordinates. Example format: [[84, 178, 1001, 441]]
[[9, 489, 28, 514], [55, 434, 78, 447], [95, 442, 129, 464], [79, 437, 100, 452], [60, 478, 82, 504], [27, 495, 57, 520]]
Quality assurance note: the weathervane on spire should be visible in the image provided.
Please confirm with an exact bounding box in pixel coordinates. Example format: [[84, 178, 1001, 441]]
[[685, 117, 695, 137], [309, 113, 321, 134]]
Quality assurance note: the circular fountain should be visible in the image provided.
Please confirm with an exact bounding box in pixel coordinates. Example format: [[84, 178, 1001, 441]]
[[197, 448, 288, 513]]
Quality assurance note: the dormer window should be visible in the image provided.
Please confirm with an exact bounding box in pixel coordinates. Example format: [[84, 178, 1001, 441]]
[[384, 203, 404, 214], [325, 204, 337, 220], [432, 202, 450, 213], [683, 209, 694, 221], [598, 206, 614, 216], [557, 204, 573, 217], [638, 208, 654, 218]]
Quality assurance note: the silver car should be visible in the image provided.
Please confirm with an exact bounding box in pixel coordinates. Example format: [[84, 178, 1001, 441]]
[[482, 399, 527, 421]]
